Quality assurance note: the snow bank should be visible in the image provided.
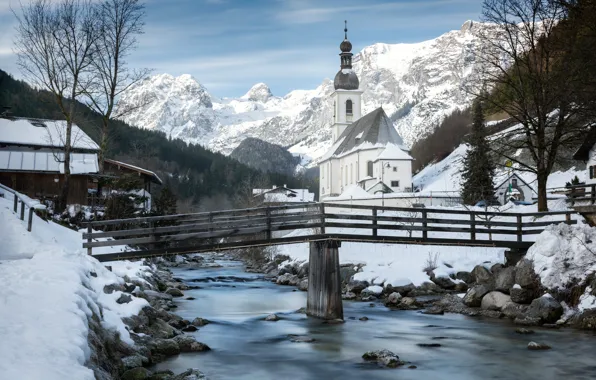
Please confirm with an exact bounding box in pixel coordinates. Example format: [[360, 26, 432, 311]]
[[0, 196, 151, 379], [526, 223, 596, 290]]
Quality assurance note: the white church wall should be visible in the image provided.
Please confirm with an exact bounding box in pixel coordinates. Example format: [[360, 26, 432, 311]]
[[374, 159, 413, 192]]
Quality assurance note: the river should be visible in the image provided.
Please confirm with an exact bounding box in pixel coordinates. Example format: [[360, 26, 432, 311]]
[[153, 257, 596, 380]]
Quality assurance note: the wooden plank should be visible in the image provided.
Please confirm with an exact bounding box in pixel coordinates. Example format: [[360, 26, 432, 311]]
[[421, 209, 428, 240], [470, 212, 476, 241], [517, 215, 522, 243], [372, 207, 378, 237]]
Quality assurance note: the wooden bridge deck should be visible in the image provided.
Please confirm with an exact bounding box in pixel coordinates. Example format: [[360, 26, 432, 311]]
[[83, 203, 577, 262]]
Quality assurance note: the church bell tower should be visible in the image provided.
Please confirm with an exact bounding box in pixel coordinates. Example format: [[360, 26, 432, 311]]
[[331, 21, 363, 142]]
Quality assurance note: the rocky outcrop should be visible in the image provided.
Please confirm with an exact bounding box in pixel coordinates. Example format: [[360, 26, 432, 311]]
[[515, 259, 540, 289], [495, 267, 515, 294], [463, 285, 491, 307], [526, 296, 563, 324], [362, 349, 406, 368]]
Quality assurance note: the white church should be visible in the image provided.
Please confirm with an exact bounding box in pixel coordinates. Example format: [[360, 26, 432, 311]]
[[319, 23, 413, 199]]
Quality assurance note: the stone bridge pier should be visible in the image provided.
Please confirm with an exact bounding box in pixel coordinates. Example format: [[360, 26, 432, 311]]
[[306, 240, 343, 320]]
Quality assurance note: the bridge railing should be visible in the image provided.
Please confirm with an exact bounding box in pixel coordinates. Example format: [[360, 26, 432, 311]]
[[565, 183, 596, 206], [83, 202, 577, 261], [0, 183, 47, 232]]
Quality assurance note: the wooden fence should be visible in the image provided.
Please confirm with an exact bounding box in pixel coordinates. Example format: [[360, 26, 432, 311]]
[[83, 202, 577, 262], [0, 183, 47, 232]]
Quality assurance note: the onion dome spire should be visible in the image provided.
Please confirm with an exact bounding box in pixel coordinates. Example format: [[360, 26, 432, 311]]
[[334, 20, 359, 90]]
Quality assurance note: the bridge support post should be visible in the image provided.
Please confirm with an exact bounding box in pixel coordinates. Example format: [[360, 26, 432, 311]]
[[505, 249, 526, 267], [307, 239, 343, 320]]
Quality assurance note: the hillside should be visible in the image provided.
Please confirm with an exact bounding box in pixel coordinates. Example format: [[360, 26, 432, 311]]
[[230, 138, 300, 176], [117, 21, 512, 165], [0, 69, 315, 209]]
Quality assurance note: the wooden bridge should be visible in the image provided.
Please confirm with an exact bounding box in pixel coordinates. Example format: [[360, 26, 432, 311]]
[[83, 203, 577, 320]]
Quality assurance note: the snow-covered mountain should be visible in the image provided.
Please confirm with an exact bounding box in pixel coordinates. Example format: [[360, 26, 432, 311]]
[[117, 20, 508, 165]]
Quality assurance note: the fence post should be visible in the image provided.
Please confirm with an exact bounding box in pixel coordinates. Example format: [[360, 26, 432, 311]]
[[320, 203, 326, 235], [470, 211, 476, 241], [87, 224, 93, 256], [13, 194, 18, 212], [27, 207, 34, 232], [421, 209, 428, 240], [20, 201, 25, 220], [516, 215, 522, 243], [565, 212, 571, 225], [266, 206, 272, 240], [372, 207, 378, 237], [591, 185, 595, 205]]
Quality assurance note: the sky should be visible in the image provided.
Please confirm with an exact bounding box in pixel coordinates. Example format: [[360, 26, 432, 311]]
[[0, 0, 483, 98]]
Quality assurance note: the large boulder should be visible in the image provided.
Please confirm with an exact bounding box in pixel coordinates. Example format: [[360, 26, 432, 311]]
[[510, 286, 536, 304], [165, 288, 184, 297], [385, 283, 416, 296], [491, 263, 505, 274], [384, 292, 402, 306], [573, 309, 596, 330], [526, 295, 563, 323], [346, 279, 369, 294], [173, 335, 210, 353], [472, 265, 494, 287], [515, 259, 540, 289], [297, 262, 309, 278], [121, 367, 151, 380], [340, 265, 357, 285], [495, 267, 516, 294], [463, 284, 492, 307], [276, 273, 300, 286], [481, 291, 512, 311], [431, 275, 457, 290], [502, 302, 529, 319], [121, 355, 148, 370], [298, 279, 308, 291]]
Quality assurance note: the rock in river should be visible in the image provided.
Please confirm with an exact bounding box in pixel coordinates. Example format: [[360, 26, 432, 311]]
[[527, 341, 552, 350], [463, 285, 491, 307], [265, 314, 279, 321], [526, 295, 563, 324], [362, 349, 405, 368], [481, 291, 511, 311]]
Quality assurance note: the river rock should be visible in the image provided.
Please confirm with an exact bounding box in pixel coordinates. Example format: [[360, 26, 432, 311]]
[[502, 302, 529, 319], [121, 355, 148, 370], [515, 259, 539, 289], [182, 325, 198, 332], [340, 265, 357, 285], [150, 338, 180, 356], [455, 271, 474, 284], [472, 265, 494, 286], [515, 328, 535, 334], [165, 288, 184, 297], [171, 368, 207, 380], [463, 285, 491, 307], [121, 367, 151, 380], [573, 309, 596, 330], [289, 335, 316, 343], [191, 317, 210, 327], [422, 307, 444, 315], [400, 297, 419, 307], [510, 287, 536, 304], [265, 314, 279, 321], [454, 282, 469, 293], [342, 292, 357, 300], [117, 293, 133, 304], [527, 342, 551, 350], [277, 273, 300, 286], [481, 291, 512, 311], [526, 296, 563, 323], [495, 267, 516, 294], [386, 282, 416, 296], [297, 262, 309, 278], [147, 370, 175, 380], [144, 290, 173, 301], [385, 292, 402, 305], [173, 335, 210, 352], [362, 349, 405, 368], [491, 263, 505, 274], [298, 279, 308, 291], [431, 275, 457, 290], [359, 316, 369, 321], [168, 318, 189, 329], [347, 280, 369, 294], [514, 317, 542, 326]]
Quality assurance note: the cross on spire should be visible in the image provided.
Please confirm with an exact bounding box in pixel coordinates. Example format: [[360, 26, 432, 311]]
[[344, 20, 348, 39]]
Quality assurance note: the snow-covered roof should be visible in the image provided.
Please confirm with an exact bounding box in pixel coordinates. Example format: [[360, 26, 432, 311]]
[[0, 149, 98, 174], [104, 158, 162, 185], [330, 184, 371, 200], [0, 118, 100, 150], [262, 188, 314, 203], [320, 107, 409, 162], [374, 143, 413, 161]]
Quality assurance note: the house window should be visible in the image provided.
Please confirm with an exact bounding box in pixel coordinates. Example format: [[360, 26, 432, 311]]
[[346, 99, 353, 115], [393, 166, 397, 172], [512, 178, 518, 187], [591, 166, 594, 179], [391, 180, 400, 188], [367, 161, 373, 177]]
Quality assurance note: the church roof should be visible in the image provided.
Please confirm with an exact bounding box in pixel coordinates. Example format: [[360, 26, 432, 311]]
[[323, 107, 409, 160]]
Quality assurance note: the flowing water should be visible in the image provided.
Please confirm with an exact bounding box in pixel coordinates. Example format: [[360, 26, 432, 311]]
[[153, 258, 596, 380]]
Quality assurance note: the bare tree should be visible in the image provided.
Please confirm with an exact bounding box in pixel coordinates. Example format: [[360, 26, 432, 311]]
[[469, 0, 588, 211], [14, 0, 99, 211], [85, 0, 149, 172]]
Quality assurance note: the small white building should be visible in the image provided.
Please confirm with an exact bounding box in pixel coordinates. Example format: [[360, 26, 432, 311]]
[[319, 24, 413, 199], [573, 127, 596, 185], [494, 173, 536, 204], [253, 185, 315, 204]]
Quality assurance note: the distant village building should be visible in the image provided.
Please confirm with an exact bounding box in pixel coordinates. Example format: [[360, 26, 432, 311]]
[[253, 185, 315, 204], [573, 126, 596, 185], [319, 23, 413, 199], [494, 173, 536, 204]]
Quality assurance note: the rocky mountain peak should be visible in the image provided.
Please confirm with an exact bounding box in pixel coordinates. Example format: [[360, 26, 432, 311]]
[[242, 83, 273, 102]]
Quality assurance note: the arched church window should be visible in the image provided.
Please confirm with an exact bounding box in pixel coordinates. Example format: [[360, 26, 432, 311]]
[[367, 161, 373, 177], [346, 99, 353, 115]]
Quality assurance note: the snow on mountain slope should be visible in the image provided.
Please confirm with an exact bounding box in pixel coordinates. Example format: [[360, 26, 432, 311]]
[[117, 20, 508, 164]]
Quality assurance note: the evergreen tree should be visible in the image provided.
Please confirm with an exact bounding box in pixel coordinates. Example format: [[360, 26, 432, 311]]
[[154, 186, 177, 216], [461, 100, 494, 205]]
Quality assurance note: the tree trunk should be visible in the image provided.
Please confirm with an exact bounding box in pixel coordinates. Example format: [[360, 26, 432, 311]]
[[98, 117, 109, 173], [536, 170, 549, 212], [58, 113, 74, 212]]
